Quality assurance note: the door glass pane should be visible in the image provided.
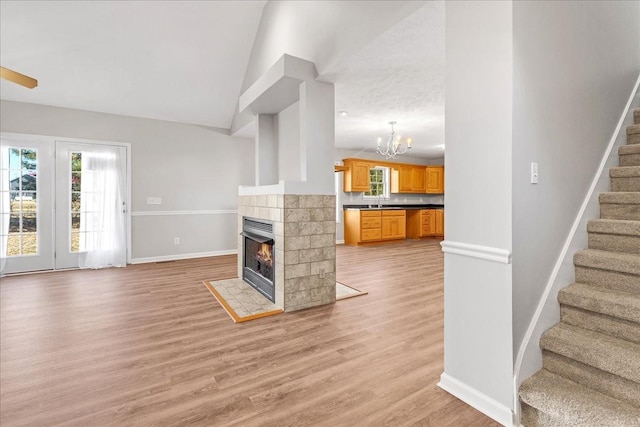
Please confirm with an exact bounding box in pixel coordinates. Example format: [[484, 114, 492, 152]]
[[70, 153, 82, 253], [3, 148, 38, 257], [20, 232, 37, 255]]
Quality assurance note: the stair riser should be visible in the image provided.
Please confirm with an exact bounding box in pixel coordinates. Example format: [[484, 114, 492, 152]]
[[629, 133, 640, 144], [521, 403, 559, 427], [588, 233, 640, 254], [540, 332, 640, 383], [561, 305, 640, 344], [575, 266, 640, 294], [610, 177, 640, 192], [635, 110, 640, 125], [600, 204, 640, 220], [543, 350, 640, 408], [620, 153, 640, 166]]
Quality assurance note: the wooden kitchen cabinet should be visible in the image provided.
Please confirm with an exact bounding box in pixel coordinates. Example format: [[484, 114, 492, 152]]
[[411, 167, 426, 192], [426, 166, 444, 193], [343, 159, 372, 192], [342, 157, 444, 195], [344, 209, 406, 245], [391, 165, 427, 194], [381, 210, 406, 240], [406, 209, 443, 238], [434, 209, 444, 237]]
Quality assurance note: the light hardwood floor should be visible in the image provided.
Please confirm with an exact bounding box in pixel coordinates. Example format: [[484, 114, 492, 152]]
[[0, 239, 499, 426]]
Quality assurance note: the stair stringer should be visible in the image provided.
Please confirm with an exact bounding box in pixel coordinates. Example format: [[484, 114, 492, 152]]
[[512, 75, 640, 424]]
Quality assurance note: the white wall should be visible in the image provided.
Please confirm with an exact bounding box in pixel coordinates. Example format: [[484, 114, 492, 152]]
[[440, 2, 514, 425], [512, 0, 640, 382], [277, 101, 300, 182], [0, 100, 254, 262]]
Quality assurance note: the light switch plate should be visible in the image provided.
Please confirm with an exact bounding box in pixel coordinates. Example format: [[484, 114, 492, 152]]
[[531, 162, 539, 184]]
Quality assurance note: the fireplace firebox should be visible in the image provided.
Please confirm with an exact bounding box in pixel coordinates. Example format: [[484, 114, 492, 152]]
[[241, 217, 275, 302]]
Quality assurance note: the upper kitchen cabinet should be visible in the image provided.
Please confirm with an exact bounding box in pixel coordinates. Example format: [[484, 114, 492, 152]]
[[391, 165, 427, 194], [342, 159, 372, 192], [341, 157, 444, 195], [425, 166, 444, 193]]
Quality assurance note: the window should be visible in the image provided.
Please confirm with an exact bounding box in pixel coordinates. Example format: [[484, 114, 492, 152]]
[[364, 166, 389, 198]]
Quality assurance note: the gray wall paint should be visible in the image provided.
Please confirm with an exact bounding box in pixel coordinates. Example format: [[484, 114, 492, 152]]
[[334, 148, 444, 241], [443, 0, 514, 416], [0, 100, 254, 260], [512, 1, 640, 361], [277, 101, 301, 182]]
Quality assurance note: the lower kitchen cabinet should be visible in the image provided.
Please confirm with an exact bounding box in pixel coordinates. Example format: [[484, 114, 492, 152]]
[[406, 209, 444, 238], [344, 209, 406, 245], [381, 210, 406, 240]]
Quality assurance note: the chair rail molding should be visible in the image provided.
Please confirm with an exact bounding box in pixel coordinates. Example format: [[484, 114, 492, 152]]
[[441, 240, 511, 264], [131, 209, 237, 216]]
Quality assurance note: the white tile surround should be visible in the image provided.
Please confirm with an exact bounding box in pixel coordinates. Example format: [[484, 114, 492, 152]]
[[238, 194, 336, 312]]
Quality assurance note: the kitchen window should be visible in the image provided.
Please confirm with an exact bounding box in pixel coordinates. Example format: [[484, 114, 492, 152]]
[[364, 166, 389, 199]]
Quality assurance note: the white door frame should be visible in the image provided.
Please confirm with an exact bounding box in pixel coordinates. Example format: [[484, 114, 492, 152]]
[[1, 132, 132, 270]]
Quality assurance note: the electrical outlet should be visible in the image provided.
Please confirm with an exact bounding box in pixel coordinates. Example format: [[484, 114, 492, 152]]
[[174, 237, 180, 245], [147, 197, 162, 205]]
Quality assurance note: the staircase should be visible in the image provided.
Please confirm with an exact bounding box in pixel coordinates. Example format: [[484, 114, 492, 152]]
[[518, 109, 640, 426]]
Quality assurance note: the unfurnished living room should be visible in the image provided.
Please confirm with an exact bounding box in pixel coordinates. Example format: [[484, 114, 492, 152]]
[[1, 1, 639, 426]]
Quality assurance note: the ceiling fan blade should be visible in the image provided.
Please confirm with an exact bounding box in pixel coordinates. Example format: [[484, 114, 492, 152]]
[[0, 66, 38, 89]]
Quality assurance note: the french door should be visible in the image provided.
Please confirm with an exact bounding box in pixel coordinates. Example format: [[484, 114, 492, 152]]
[[55, 142, 127, 270], [1, 136, 128, 274], [0, 137, 54, 273]]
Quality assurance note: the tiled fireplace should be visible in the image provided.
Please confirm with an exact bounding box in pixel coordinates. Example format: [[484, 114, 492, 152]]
[[238, 194, 336, 312]]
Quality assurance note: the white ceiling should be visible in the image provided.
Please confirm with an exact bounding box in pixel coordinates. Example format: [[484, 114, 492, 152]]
[[0, 1, 444, 158], [0, 0, 266, 129], [333, 2, 445, 158]]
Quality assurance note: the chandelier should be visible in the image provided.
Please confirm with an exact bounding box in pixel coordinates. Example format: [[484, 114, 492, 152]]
[[376, 121, 412, 159]]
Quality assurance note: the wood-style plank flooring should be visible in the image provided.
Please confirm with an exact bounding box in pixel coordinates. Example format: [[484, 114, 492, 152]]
[[0, 239, 499, 426]]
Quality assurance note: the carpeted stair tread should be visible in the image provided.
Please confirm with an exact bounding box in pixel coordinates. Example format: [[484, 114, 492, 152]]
[[610, 166, 640, 191], [561, 305, 640, 344], [619, 144, 640, 155], [543, 350, 640, 408], [587, 218, 640, 253], [620, 144, 640, 167], [574, 266, 640, 294], [519, 369, 640, 427], [573, 249, 640, 276], [587, 218, 640, 236], [610, 165, 640, 177], [558, 283, 640, 323], [540, 323, 640, 382], [627, 123, 640, 135], [599, 191, 640, 204], [600, 192, 640, 220]]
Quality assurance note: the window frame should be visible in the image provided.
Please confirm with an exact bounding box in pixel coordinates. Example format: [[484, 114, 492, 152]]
[[363, 166, 390, 199]]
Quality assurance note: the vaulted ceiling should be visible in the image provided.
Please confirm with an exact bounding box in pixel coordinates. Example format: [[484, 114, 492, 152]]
[[0, 1, 444, 158]]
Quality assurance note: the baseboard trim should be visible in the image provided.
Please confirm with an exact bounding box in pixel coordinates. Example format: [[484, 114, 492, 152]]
[[336, 239, 345, 245], [131, 210, 237, 216], [440, 240, 511, 264], [438, 372, 514, 427], [131, 249, 237, 264]]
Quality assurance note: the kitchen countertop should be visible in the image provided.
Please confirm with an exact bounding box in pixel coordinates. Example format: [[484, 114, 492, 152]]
[[343, 204, 444, 211]]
